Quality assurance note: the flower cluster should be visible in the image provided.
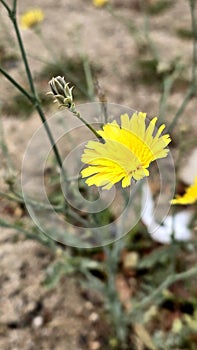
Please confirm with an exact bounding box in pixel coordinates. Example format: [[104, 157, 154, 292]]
[[81, 112, 171, 190], [171, 176, 197, 205], [21, 9, 44, 29]]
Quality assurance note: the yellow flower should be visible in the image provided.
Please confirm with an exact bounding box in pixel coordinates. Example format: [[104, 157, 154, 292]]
[[81, 112, 171, 190], [93, 0, 109, 7], [171, 176, 197, 205], [21, 9, 44, 29]]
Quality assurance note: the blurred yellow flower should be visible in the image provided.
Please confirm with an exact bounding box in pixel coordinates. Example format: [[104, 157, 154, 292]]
[[93, 0, 109, 7], [21, 9, 44, 29], [81, 112, 171, 190], [171, 176, 197, 205]]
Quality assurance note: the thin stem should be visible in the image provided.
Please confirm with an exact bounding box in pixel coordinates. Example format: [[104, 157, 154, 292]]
[[0, 110, 13, 171], [167, 0, 197, 133], [159, 76, 172, 123], [12, 0, 16, 14], [140, 0, 159, 61], [167, 88, 194, 133], [95, 80, 108, 123], [8, 2, 65, 172], [2, 2, 65, 173], [0, 2, 71, 216], [71, 106, 103, 141], [35, 105, 63, 169], [74, 29, 95, 100], [82, 55, 95, 100], [0, 66, 64, 172], [131, 265, 197, 312], [190, 0, 197, 85], [0, 190, 62, 211], [0, 66, 33, 102], [11, 19, 37, 96], [35, 106, 69, 214], [0, 189, 88, 226], [0, 0, 11, 13], [0, 218, 56, 249], [159, 60, 183, 124], [0, 6, 16, 47], [104, 243, 128, 344]]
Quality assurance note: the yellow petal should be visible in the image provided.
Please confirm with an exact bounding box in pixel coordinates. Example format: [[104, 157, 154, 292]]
[[81, 112, 171, 189], [171, 176, 197, 205]]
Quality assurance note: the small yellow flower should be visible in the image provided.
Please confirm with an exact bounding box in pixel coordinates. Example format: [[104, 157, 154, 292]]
[[93, 0, 109, 7], [81, 112, 171, 190], [171, 176, 197, 205], [21, 9, 44, 29]]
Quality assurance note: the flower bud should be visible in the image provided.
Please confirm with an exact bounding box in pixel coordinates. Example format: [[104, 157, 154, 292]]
[[48, 76, 74, 108]]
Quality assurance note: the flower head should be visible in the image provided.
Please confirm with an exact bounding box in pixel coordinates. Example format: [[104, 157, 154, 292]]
[[81, 112, 171, 190], [21, 9, 44, 29], [48, 76, 74, 108], [93, 0, 109, 7], [171, 176, 197, 205]]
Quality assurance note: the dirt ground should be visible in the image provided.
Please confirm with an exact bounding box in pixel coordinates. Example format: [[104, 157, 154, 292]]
[[0, 0, 197, 349]]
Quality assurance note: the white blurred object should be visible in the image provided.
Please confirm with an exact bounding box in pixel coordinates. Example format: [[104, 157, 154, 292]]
[[180, 148, 197, 185], [141, 183, 193, 244]]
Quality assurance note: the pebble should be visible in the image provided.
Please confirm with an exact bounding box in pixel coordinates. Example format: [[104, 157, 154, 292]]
[[32, 315, 43, 328], [89, 312, 99, 323]]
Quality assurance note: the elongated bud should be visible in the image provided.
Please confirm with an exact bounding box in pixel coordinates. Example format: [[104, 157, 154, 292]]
[[48, 76, 74, 108]]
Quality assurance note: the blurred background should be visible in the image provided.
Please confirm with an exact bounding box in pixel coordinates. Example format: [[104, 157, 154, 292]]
[[0, 0, 197, 349]]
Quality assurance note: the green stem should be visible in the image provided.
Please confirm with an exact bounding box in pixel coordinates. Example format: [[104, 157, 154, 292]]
[[140, 0, 159, 61], [0, 66, 33, 102], [0, 75, 69, 213], [159, 60, 183, 124], [0, 190, 88, 225], [104, 243, 128, 345], [1, 1, 65, 174], [12, 0, 16, 16], [82, 55, 95, 101], [0, 0, 11, 12], [190, 0, 197, 85], [131, 265, 197, 312], [0, 111, 13, 171], [74, 29, 95, 100], [0, 190, 61, 211], [0, 0, 72, 217], [95, 80, 108, 123], [35, 104, 63, 169], [167, 88, 194, 133], [0, 218, 56, 249], [167, 0, 197, 132], [71, 106, 103, 141], [159, 76, 172, 124], [11, 13, 36, 97], [0, 70, 64, 174]]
